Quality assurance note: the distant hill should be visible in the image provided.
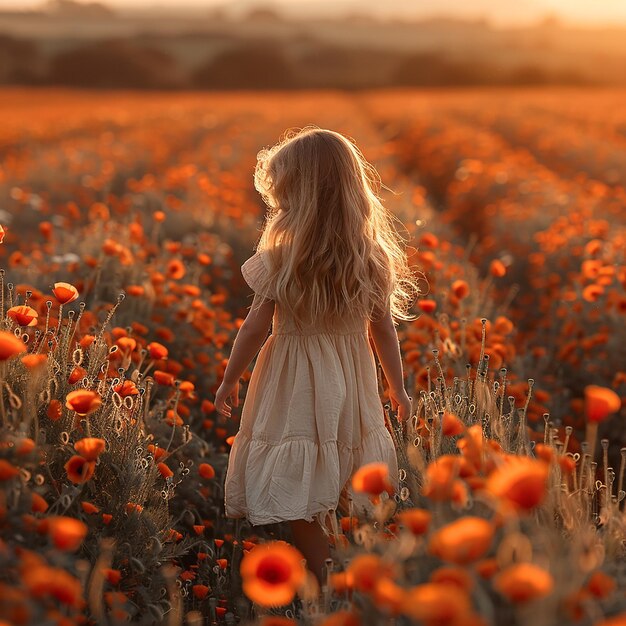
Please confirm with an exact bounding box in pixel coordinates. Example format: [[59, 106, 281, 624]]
[[0, 4, 624, 89]]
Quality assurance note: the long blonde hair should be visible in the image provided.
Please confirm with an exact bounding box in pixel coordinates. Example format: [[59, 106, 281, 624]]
[[252, 126, 422, 331]]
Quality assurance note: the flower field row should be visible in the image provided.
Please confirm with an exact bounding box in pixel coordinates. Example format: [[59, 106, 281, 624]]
[[0, 87, 624, 626]]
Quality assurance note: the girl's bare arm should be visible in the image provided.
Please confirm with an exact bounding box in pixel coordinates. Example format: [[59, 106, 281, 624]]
[[221, 295, 275, 386], [369, 305, 412, 420], [368, 306, 405, 392]]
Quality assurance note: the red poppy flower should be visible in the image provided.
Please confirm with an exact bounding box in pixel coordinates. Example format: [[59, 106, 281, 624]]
[[493, 563, 554, 603], [240, 540, 306, 607], [65, 389, 102, 416], [7, 305, 38, 326], [428, 517, 494, 565], [352, 462, 395, 499], [0, 331, 27, 360], [584, 385, 621, 423], [147, 341, 169, 360], [199, 463, 216, 479], [64, 455, 96, 483], [52, 282, 79, 304], [74, 437, 106, 461], [47, 516, 88, 550]]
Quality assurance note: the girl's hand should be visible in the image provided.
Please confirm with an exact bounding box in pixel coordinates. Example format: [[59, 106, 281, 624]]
[[389, 387, 412, 422], [214, 380, 240, 419]]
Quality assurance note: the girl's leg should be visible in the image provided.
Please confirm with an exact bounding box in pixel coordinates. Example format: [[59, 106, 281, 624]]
[[288, 518, 331, 589]]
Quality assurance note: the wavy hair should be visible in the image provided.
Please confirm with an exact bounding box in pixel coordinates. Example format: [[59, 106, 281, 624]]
[[251, 125, 422, 331]]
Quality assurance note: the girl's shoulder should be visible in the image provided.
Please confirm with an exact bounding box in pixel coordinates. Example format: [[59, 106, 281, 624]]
[[241, 249, 275, 299]]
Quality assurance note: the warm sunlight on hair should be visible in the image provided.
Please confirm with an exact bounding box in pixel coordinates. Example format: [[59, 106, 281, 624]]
[[252, 125, 422, 331]]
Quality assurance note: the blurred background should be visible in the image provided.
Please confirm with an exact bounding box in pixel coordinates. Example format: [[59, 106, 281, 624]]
[[1, 0, 625, 89]]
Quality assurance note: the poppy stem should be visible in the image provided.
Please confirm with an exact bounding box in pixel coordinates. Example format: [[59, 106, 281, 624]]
[[585, 422, 598, 465], [55, 303, 64, 338], [0, 363, 6, 427], [618, 448, 626, 509]]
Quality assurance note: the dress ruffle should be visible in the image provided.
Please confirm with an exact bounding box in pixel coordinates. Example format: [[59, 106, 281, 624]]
[[224, 423, 399, 529]]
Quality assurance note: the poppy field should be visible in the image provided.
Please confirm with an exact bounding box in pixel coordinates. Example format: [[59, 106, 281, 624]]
[[0, 86, 625, 626]]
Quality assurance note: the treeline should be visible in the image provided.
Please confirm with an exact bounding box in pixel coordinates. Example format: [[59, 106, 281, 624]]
[[0, 34, 595, 89]]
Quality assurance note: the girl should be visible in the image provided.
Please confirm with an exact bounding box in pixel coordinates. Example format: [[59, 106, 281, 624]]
[[214, 126, 421, 590]]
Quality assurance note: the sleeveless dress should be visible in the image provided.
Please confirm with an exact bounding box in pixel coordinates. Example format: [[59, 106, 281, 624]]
[[223, 249, 399, 533]]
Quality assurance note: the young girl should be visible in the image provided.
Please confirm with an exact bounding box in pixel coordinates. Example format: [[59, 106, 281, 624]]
[[214, 126, 420, 590]]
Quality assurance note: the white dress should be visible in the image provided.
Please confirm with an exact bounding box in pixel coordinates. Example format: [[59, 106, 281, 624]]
[[223, 249, 399, 532]]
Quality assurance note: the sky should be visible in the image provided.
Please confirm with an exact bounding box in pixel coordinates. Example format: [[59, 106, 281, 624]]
[[2, 0, 626, 28]]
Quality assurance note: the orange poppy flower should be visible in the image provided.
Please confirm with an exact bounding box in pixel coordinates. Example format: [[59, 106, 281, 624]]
[[421, 455, 472, 503], [372, 577, 407, 616], [52, 282, 79, 304], [489, 259, 507, 277], [29, 492, 48, 514], [493, 316, 514, 335], [442, 411, 465, 436], [126, 285, 145, 297], [240, 540, 306, 607], [64, 455, 96, 483], [14, 437, 34, 455], [65, 389, 102, 416], [457, 424, 489, 469], [402, 582, 471, 623], [199, 463, 216, 479], [47, 516, 88, 550], [0, 223, 4, 243], [147, 444, 167, 461], [79, 334, 95, 349], [582, 284, 604, 302], [451, 280, 470, 299], [430, 566, 474, 592], [484, 456, 549, 512], [396, 508, 431, 535], [24, 564, 84, 607], [493, 563, 554, 602], [165, 410, 183, 427], [147, 341, 169, 360], [586, 571, 617, 598], [113, 380, 140, 397], [475, 558, 499, 579], [47, 399, 63, 421], [584, 385, 621, 423], [74, 438, 106, 461], [7, 305, 38, 326], [104, 569, 122, 585], [167, 259, 186, 280], [116, 337, 136, 353], [419, 233, 439, 248], [158, 462, 174, 479], [202, 400, 215, 415], [418, 299, 437, 314], [191, 584, 209, 600], [0, 331, 27, 360], [68, 366, 88, 385], [351, 462, 395, 499], [21, 353, 48, 369], [428, 517, 493, 565], [0, 457, 21, 480], [346, 553, 398, 594], [81, 501, 100, 514], [154, 370, 175, 386]]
